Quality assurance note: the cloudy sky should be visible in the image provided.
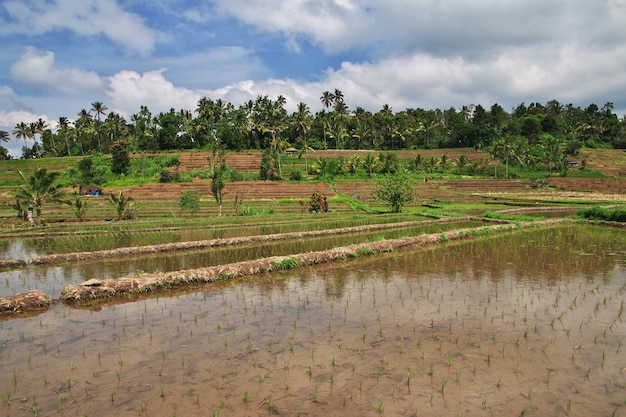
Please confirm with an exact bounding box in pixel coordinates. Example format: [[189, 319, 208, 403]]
[[1, 0, 625, 156]]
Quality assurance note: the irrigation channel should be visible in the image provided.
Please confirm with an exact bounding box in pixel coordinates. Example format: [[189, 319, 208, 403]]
[[1, 223, 626, 417]]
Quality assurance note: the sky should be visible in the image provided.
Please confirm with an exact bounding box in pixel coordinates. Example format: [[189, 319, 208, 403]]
[[1, 0, 626, 156]]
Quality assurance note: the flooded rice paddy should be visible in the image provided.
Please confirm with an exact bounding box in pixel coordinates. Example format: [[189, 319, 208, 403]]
[[0, 214, 429, 261], [0, 221, 481, 298], [1, 224, 626, 416]]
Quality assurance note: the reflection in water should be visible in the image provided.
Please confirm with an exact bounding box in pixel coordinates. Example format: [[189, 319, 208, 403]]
[[0, 215, 427, 260], [0, 221, 481, 298], [0, 225, 625, 417]]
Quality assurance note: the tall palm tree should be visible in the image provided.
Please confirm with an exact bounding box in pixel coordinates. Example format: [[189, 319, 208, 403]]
[[15, 168, 65, 226], [293, 102, 312, 174], [90, 101, 108, 152], [320, 91, 335, 149], [56, 116, 73, 156], [13, 122, 32, 147]]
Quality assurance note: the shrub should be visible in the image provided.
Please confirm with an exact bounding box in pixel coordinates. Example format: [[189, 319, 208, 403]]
[[300, 192, 328, 213], [289, 169, 303, 181]]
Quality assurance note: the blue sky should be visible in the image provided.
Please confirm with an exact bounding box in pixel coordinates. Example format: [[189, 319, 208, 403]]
[[1, 0, 626, 156]]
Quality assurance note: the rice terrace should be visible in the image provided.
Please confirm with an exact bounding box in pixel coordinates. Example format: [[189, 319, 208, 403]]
[[1, 148, 626, 417]]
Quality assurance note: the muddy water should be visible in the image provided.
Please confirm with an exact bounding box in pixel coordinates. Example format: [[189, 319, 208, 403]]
[[0, 221, 480, 298], [1, 225, 625, 417], [0, 214, 426, 261]]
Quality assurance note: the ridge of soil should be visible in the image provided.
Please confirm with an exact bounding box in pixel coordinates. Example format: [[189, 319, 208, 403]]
[[0, 290, 51, 314]]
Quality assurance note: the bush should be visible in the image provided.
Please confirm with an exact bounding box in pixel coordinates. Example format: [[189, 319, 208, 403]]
[[300, 192, 328, 213], [289, 169, 303, 181]]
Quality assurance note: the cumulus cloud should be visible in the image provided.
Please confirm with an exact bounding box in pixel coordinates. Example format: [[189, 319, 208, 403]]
[[1, 0, 159, 55], [212, 0, 626, 59], [11, 48, 104, 95], [105, 69, 208, 116]]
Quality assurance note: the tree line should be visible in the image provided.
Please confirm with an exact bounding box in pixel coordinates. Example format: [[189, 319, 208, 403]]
[[2, 91, 625, 160]]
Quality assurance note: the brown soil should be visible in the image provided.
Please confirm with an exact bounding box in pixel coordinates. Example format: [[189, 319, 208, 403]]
[[125, 180, 336, 201], [60, 219, 565, 303]]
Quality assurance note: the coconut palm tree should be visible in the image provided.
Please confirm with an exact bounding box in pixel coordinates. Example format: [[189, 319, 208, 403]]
[[12, 122, 32, 147], [56, 116, 73, 156], [293, 102, 312, 174], [455, 154, 470, 175], [14, 168, 65, 226], [90, 101, 108, 152]]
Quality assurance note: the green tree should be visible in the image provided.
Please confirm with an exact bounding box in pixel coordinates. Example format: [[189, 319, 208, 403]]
[[378, 151, 399, 174], [440, 154, 450, 174], [14, 168, 65, 226], [67, 156, 107, 194], [69, 197, 89, 222], [179, 191, 200, 217], [90, 101, 108, 152], [293, 102, 312, 174], [373, 169, 415, 213], [362, 153, 379, 177], [455, 154, 470, 175], [211, 162, 228, 216], [109, 191, 137, 220], [111, 139, 130, 175]]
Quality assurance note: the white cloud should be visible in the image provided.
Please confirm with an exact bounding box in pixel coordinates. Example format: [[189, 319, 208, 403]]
[[11, 48, 104, 95], [105, 69, 207, 116], [2, 0, 159, 55], [212, 0, 626, 59]]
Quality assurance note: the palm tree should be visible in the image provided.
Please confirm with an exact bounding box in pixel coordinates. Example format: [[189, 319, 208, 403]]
[[13, 122, 32, 147], [293, 102, 312, 174], [108, 191, 137, 220], [328, 122, 347, 150], [90, 101, 108, 152], [413, 154, 424, 172], [0, 130, 9, 143], [351, 122, 371, 150], [455, 154, 470, 175], [362, 153, 378, 177], [15, 168, 65, 226], [320, 91, 335, 148], [440, 154, 450, 174], [56, 116, 73, 156]]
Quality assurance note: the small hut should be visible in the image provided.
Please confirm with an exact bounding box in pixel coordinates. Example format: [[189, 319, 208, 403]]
[[84, 186, 103, 196]]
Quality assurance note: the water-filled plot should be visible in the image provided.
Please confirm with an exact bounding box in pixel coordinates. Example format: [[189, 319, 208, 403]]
[[0, 225, 625, 416]]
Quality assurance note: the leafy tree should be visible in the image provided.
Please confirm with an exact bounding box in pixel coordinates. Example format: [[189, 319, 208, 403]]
[[111, 139, 130, 175], [179, 191, 200, 217], [373, 169, 415, 213], [303, 192, 328, 213], [109, 191, 137, 220], [14, 168, 65, 226], [68, 156, 107, 194], [211, 162, 228, 216], [259, 148, 277, 180]]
